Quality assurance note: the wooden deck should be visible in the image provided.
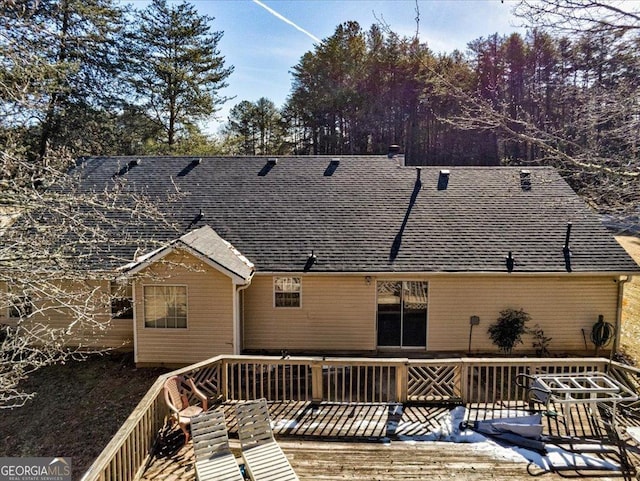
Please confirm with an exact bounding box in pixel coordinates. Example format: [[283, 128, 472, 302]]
[[140, 401, 640, 481]]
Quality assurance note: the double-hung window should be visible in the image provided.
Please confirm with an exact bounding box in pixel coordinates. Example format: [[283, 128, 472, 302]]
[[110, 282, 133, 319], [274, 277, 301, 308], [143, 286, 187, 328]]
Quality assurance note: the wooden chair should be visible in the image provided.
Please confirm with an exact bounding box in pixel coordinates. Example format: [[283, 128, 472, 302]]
[[191, 409, 244, 481], [235, 398, 299, 481], [163, 375, 208, 442]]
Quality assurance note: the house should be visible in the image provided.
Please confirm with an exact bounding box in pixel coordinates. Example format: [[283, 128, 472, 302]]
[[4, 156, 639, 366]]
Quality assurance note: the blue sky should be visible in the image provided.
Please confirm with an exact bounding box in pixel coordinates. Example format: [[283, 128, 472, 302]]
[[140, 1, 527, 130]]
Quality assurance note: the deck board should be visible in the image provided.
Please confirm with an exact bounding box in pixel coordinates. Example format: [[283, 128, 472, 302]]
[[139, 401, 639, 481]]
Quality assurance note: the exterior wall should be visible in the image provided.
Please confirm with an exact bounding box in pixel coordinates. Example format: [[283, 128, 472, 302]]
[[428, 276, 618, 354], [0, 280, 133, 349], [243, 274, 619, 355], [243, 275, 376, 352], [134, 250, 235, 366]]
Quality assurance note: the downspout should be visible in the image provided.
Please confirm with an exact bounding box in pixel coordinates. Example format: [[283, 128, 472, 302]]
[[613, 275, 631, 355], [234, 274, 254, 355], [132, 279, 138, 364]]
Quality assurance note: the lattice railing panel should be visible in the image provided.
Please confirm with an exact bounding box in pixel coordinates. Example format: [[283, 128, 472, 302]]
[[407, 364, 461, 401], [188, 363, 222, 399]]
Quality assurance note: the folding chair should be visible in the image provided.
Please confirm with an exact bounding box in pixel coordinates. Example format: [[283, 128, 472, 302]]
[[191, 409, 244, 481], [235, 399, 299, 481]]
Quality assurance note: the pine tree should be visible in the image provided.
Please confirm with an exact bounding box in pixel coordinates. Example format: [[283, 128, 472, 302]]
[[1, 0, 127, 160], [125, 0, 233, 150]]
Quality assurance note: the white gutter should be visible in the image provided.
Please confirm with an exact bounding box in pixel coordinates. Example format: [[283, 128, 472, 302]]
[[234, 275, 254, 355], [132, 279, 138, 364], [613, 275, 632, 353], [252, 271, 636, 278]]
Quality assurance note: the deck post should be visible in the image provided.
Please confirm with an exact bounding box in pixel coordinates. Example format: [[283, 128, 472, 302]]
[[221, 359, 229, 400], [396, 362, 408, 403], [459, 360, 468, 403], [311, 359, 324, 402]]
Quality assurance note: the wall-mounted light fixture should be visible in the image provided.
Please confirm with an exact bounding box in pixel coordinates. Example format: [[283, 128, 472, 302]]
[[365, 276, 372, 285]]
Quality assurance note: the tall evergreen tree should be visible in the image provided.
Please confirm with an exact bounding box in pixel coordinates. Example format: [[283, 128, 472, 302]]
[[1, 0, 127, 160], [223, 98, 288, 155], [125, 0, 233, 150]]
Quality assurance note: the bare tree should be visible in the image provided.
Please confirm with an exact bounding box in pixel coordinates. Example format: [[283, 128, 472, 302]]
[[396, 2, 640, 225], [0, 0, 187, 408], [515, 0, 640, 38], [0, 148, 181, 408], [510, 1, 640, 224]]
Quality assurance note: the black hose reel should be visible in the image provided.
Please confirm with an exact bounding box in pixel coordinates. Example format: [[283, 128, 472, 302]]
[[591, 314, 614, 355]]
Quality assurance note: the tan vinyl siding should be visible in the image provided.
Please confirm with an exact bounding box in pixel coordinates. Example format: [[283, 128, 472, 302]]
[[0, 280, 133, 349], [134, 250, 235, 365], [243, 275, 376, 351], [428, 276, 618, 353], [243, 274, 618, 355]]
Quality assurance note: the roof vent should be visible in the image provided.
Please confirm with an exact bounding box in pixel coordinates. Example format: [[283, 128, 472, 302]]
[[304, 250, 317, 272], [387, 145, 401, 158], [178, 158, 202, 177], [520, 170, 531, 191], [416, 166, 422, 182], [259, 159, 277, 176], [505, 251, 515, 273], [438, 169, 450, 191], [113, 158, 141, 178], [186, 208, 205, 230], [324, 159, 340, 176], [563, 222, 572, 273]]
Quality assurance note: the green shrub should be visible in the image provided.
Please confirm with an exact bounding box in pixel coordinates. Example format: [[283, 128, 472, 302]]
[[488, 308, 531, 355], [531, 323, 552, 357]]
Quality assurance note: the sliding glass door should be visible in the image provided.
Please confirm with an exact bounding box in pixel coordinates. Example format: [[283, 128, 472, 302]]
[[377, 281, 428, 348]]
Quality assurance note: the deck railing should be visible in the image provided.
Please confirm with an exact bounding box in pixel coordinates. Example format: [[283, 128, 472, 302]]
[[81, 355, 617, 481]]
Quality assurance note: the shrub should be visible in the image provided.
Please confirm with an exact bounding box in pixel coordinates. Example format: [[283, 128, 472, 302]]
[[488, 308, 531, 355], [531, 323, 552, 357]]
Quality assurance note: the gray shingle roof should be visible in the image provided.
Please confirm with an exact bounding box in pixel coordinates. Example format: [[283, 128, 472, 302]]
[[75, 156, 640, 274], [119, 225, 254, 282]]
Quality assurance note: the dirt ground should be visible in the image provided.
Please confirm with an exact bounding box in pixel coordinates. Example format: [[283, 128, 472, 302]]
[[0, 352, 168, 480], [616, 236, 640, 363]]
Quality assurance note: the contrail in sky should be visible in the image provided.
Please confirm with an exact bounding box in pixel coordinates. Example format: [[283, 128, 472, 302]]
[[251, 0, 321, 43]]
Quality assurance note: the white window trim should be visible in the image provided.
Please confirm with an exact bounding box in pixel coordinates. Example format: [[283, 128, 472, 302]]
[[142, 284, 189, 329], [273, 276, 302, 309]]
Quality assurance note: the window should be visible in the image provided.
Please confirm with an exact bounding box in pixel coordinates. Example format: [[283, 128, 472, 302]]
[[111, 282, 133, 319], [8, 294, 33, 319], [274, 277, 301, 308], [143, 286, 187, 328]]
